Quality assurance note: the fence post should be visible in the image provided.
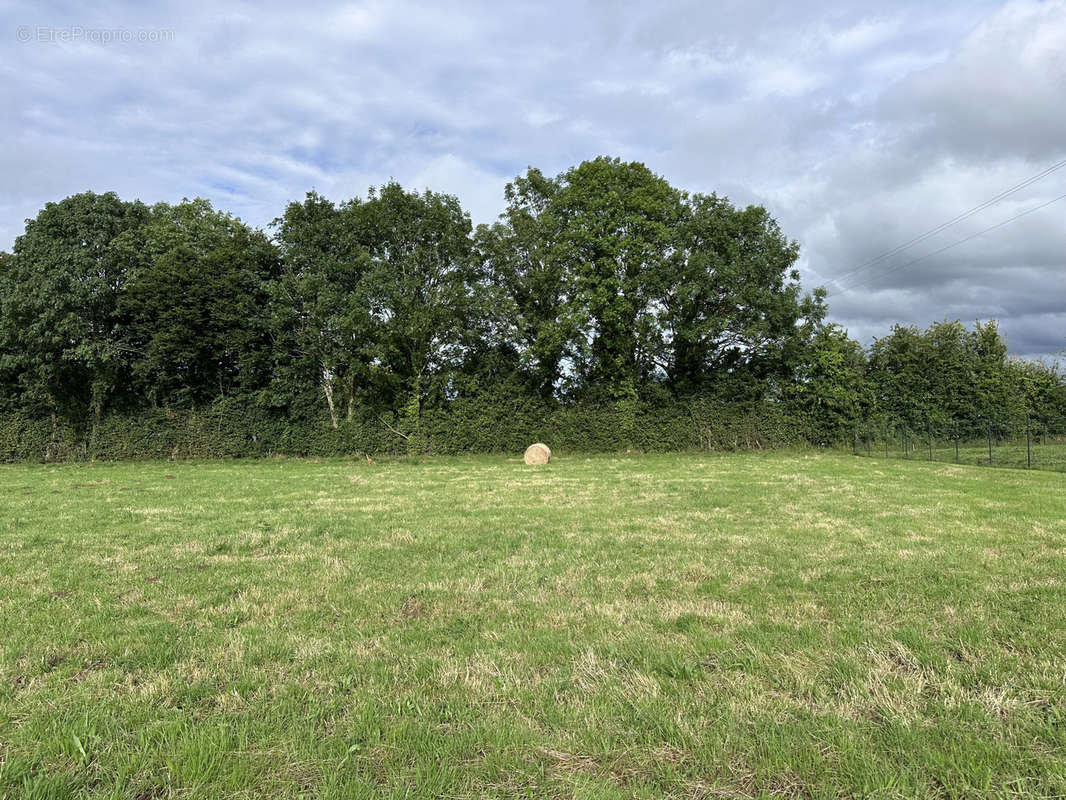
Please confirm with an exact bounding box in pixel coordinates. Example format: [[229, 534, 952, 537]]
[[927, 417, 933, 461], [884, 423, 888, 459], [987, 423, 993, 466], [865, 423, 871, 457], [954, 420, 959, 463]]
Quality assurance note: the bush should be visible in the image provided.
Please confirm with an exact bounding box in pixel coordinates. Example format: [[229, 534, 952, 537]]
[[0, 396, 816, 463]]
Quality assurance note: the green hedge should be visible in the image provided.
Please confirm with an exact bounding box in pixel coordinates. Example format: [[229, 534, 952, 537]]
[[0, 397, 816, 462]]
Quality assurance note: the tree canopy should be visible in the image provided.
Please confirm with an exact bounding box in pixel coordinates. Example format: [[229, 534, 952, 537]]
[[0, 158, 1060, 447]]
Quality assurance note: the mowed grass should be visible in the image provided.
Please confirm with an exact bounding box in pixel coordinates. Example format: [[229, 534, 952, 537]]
[[1, 452, 1065, 799]]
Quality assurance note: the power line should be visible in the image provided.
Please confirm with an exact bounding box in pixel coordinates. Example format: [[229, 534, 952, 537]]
[[828, 157, 1066, 290], [828, 190, 1066, 297]]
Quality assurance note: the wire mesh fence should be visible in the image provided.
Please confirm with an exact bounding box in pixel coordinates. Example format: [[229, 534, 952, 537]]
[[852, 414, 1066, 473]]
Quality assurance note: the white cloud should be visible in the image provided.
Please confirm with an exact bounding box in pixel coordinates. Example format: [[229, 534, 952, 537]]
[[1, 0, 1063, 357], [409, 153, 510, 225]]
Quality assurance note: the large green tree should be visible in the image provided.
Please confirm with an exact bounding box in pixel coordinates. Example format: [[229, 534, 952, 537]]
[[549, 157, 683, 398], [112, 199, 279, 407], [867, 319, 1026, 434], [1008, 358, 1066, 427], [659, 193, 822, 397], [350, 183, 476, 417], [270, 192, 375, 427], [0, 192, 149, 425], [480, 158, 824, 402], [786, 323, 870, 443], [474, 168, 574, 400], [969, 320, 1022, 428], [867, 324, 932, 426]]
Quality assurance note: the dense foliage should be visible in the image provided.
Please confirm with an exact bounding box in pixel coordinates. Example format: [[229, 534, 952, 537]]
[[0, 157, 1062, 459]]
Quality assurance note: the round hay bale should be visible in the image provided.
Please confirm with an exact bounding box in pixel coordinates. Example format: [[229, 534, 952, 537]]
[[523, 443, 551, 465]]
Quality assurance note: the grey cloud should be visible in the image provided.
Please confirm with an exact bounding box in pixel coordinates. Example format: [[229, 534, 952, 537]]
[[880, 1, 1066, 162], [1, 0, 1063, 358]]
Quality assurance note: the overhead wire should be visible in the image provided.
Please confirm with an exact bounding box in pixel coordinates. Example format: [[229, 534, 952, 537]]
[[827, 157, 1066, 291], [828, 190, 1066, 297]]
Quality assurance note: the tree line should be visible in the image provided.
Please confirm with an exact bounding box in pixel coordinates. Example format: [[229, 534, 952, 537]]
[[0, 156, 1062, 455]]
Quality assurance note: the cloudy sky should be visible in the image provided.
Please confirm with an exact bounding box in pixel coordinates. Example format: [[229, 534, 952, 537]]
[[4, 0, 1064, 358]]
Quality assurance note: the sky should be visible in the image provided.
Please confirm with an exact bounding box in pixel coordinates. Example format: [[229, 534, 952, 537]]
[[3, 0, 1065, 359]]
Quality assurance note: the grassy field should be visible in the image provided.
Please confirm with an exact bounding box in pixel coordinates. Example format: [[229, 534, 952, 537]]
[[859, 437, 1066, 473], [1, 452, 1065, 799]]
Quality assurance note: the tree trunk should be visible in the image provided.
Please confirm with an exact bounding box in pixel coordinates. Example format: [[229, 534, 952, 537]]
[[345, 373, 356, 422], [322, 367, 339, 429]]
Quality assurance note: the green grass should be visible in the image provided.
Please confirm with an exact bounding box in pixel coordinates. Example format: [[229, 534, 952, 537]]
[[1, 452, 1065, 799]]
